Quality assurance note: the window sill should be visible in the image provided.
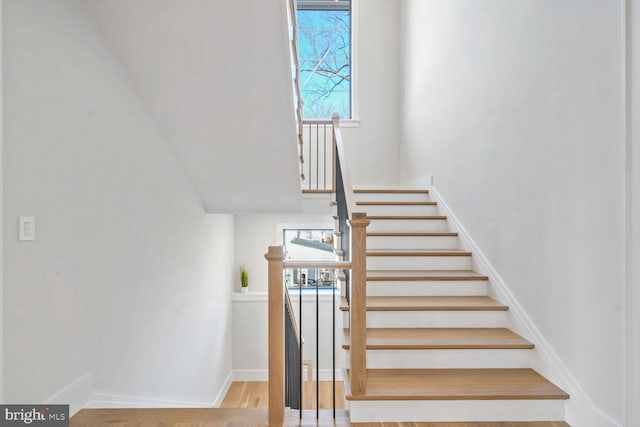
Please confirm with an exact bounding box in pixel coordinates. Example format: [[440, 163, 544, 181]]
[[340, 119, 360, 128], [232, 289, 340, 302]]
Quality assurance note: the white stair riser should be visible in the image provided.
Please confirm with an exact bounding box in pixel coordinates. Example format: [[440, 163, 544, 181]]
[[367, 255, 471, 270], [345, 349, 532, 369], [357, 204, 438, 216], [367, 235, 458, 250], [367, 219, 447, 233], [354, 193, 430, 203], [347, 399, 565, 423], [367, 280, 487, 297], [342, 310, 509, 328]]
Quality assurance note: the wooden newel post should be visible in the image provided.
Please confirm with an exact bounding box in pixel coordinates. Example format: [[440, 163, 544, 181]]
[[348, 212, 370, 395], [265, 245, 285, 423]]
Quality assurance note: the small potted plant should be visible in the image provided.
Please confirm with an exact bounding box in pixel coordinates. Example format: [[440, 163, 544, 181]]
[[240, 265, 249, 294]]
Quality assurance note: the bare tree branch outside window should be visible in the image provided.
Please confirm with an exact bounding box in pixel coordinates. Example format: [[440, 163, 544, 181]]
[[298, 10, 351, 119]]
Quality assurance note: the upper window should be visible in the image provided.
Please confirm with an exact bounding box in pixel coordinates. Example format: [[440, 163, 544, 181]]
[[297, 0, 351, 119]]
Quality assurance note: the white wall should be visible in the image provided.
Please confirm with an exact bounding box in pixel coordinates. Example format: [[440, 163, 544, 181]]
[[4, 0, 233, 411], [233, 295, 344, 380], [340, 0, 402, 186], [400, 1, 626, 424], [89, 0, 302, 214], [0, 0, 4, 404]]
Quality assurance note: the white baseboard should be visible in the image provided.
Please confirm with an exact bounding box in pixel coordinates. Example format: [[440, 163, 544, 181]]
[[45, 374, 91, 417], [212, 371, 234, 407], [232, 369, 343, 382], [86, 392, 212, 409], [232, 369, 269, 381], [429, 185, 621, 427]]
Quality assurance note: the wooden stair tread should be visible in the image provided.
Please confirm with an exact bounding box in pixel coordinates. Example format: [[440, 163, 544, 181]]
[[354, 189, 429, 194], [341, 328, 534, 350], [367, 270, 489, 281], [367, 249, 471, 257], [344, 368, 569, 401], [339, 296, 508, 311], [367, 215, 446, 220], [357, 201, 436, 206], [367, 232, 458, 237]]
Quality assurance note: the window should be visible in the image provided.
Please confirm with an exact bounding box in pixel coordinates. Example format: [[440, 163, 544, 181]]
[[297, 0, 351, 119], [282, 228, 335, 289]]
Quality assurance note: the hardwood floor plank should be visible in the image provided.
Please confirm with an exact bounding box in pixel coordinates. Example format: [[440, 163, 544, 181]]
[[71, 408, 570, 426]]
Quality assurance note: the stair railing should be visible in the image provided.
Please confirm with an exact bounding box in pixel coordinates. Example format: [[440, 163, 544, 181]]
[[266, 114, 368, 424], [285, 0, 306, 181], [284, 287, 301, 409], [301, 120, 336, 192], [287, 0, 339, 193]]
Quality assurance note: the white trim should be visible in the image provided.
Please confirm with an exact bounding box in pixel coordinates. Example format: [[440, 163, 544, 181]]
[[232, 290, 340, 303], [626, 1, 640, 426], [232, 369, 269, 381], [44, 374, 91, 418], [86, 392, 213, 409], [428, 185, 620, 427], [0, 0, 4, 403], [275, 221, 334, 245], [624, 2, 631, 426], [212, 371, 234, 407], [340, 119, 360, 128], [350, 0, 360, 120], [232, 369, 342, 382]]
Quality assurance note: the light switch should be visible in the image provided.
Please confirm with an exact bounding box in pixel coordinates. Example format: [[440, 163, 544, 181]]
[[19, 217, 35, 241]]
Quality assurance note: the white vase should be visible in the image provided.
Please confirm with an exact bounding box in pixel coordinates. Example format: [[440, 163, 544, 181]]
[[240, 287, 249, 294]]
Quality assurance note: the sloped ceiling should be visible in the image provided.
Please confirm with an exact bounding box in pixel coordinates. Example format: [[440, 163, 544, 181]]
[[90, 0, 302, 213]]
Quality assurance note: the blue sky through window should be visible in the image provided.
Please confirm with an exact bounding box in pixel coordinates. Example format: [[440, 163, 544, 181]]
[[297, 9, 351, 119]]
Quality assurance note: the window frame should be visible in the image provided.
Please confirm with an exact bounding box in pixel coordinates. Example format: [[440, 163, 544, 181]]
[[295, 0, 359, 125], [276, 222, 337, 291]]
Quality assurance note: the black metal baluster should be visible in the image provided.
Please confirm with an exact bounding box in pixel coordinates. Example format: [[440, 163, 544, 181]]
[[316, 278, 319, 418], [332, 273, 336, 418], [299, 275, 303, 419]]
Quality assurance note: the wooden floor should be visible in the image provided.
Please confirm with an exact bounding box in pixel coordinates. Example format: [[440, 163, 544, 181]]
[[220, 381, 345, 410], [71, 408, 570, 426], [70, 381, 569, 426]]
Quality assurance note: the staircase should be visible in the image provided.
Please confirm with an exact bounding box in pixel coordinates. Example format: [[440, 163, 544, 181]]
[[339, 188, 569, 423]]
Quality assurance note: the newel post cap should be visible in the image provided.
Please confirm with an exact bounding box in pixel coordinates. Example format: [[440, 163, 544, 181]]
[[264, 245, 285, 261], [348, 212, 370, 227]]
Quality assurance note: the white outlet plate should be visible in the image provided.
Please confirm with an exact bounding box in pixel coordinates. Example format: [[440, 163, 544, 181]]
[[19, 216, 35, 241]]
